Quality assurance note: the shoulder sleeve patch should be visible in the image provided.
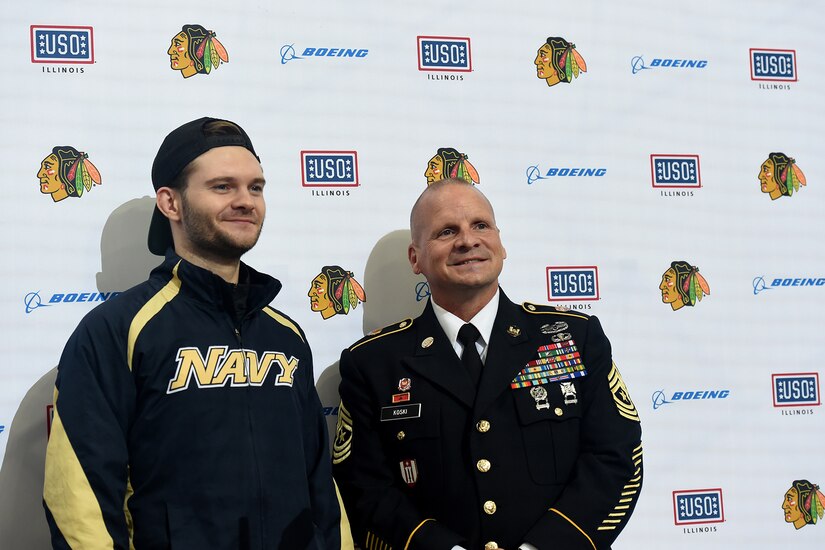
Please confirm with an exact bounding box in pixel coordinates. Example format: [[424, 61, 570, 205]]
[[349, 318, 414, 352], [332, 401, 353, 465], [521, 301, 589, 320], [608, 362, 640, 422]]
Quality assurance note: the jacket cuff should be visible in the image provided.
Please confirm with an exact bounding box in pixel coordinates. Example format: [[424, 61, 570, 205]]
[[523, 508, 597, 550]]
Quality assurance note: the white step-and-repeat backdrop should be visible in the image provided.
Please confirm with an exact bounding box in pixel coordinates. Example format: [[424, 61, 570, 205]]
[[1, 0, 824, 547]]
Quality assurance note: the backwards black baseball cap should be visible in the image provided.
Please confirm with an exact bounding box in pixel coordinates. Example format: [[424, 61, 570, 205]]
[[148, 116, 260, 255]]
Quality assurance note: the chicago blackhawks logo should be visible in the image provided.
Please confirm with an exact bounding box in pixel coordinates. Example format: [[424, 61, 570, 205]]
[[167, 24, 228, 78], [37, 146, 101, 202], [659, 261, 710, 311], [424, 147, 479, 186], [782, 480, 825, 529], [758, 153, 806, 200], [534, 36, 587, 87], [307, 266, 366, 319]]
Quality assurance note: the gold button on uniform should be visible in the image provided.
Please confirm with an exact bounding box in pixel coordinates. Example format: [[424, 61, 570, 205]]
[[485, 542, 499, 550], [476, 459, 491, 473], [397, 431, 405, 440], [476, 420, 491, 433], [554, 407, 564, 417], [483, 500, 497, 515]]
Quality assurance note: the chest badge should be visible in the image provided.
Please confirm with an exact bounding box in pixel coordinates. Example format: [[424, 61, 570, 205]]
[[530, 385, 550, 410], [560, 381, 578, 405], [540, 321, 568, 334], [399, 459, 418, 488]]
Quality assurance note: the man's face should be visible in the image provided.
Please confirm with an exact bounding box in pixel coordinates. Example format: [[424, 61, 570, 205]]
[[176, 146, 265, 261], [408, 184, 506, 301]]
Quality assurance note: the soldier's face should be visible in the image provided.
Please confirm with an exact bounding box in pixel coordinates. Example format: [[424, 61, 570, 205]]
[[409, 184, 506, 301]]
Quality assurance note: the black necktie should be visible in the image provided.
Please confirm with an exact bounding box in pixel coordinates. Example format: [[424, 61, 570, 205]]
[[457, 323, 483, 385]]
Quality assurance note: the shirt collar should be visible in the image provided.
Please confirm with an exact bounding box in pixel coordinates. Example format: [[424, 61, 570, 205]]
[[431, 288, 500, 362]]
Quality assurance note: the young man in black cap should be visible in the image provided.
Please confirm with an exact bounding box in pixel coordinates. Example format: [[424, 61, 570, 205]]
[[44, 117, 348, 549]]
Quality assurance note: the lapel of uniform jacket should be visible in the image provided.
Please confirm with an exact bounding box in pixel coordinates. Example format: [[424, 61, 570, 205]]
[[403, 300, 476, 409], [473, 293, 535, 416]]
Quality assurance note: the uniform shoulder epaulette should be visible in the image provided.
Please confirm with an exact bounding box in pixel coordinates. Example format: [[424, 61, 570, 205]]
[[521, 301, 590, 320], [349, 318, 415, 352]]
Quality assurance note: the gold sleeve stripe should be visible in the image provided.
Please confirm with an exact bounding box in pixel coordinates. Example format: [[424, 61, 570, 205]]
[[332, 401, 353, 464], [404, 518, 435, 550], [335, 480, 356, 550], [366, 531, 392, 550], [127, 261, 182, 371], [350, 319, 414, 352], [44, 393, 115, 549], [548, 509, 596, 549], [263, 307, 305, 342], [597, 446, 643, 531]]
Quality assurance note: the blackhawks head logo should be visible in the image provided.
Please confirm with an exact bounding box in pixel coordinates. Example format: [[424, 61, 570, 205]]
[[759, 153, 806, 200], [424, 147, 479, 186], [167, 24, 228, 78], [534, 36, 587, 87], [37, 146, 101, 203], [782, 480, 825, 529], [659, 261, 710, 311], [308, 266, 366, 319]]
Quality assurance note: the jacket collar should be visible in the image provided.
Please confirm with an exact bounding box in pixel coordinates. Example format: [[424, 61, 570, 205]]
[[151, 249, 282, 315]]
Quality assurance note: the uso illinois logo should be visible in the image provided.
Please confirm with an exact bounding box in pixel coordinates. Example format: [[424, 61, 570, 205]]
[[673, 488, 725, 525], [417, 36, 471, 72], [772, 373, 820, 407], [31, 25, 94, 64], [650, 155, 701, 188], [546, 266, 599, 301], [750, 49, 796, 82], [301, 151, 359, 187]]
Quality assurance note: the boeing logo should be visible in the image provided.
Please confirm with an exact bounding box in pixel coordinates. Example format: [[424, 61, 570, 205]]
[[24, 290, 121, 313], [632, 55, 707, 74], [754, 276, 825, 295], [652, 389, 730, 409], [415, 281, 431, 302], [280, 44, 368, 64], [526, 165, 607, 185]]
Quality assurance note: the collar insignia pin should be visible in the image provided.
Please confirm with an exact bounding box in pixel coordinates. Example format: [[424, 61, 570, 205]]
[[507, 325, 521, 337], [421, 336, 434, 349]]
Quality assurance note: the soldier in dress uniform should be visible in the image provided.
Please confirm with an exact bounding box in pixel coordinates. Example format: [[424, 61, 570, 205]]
[[333, 178, 642, 550]]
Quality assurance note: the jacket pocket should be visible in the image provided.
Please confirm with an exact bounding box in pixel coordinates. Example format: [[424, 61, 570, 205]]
[[514, 386, 582, 485], [378, 402, 442, 491]]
